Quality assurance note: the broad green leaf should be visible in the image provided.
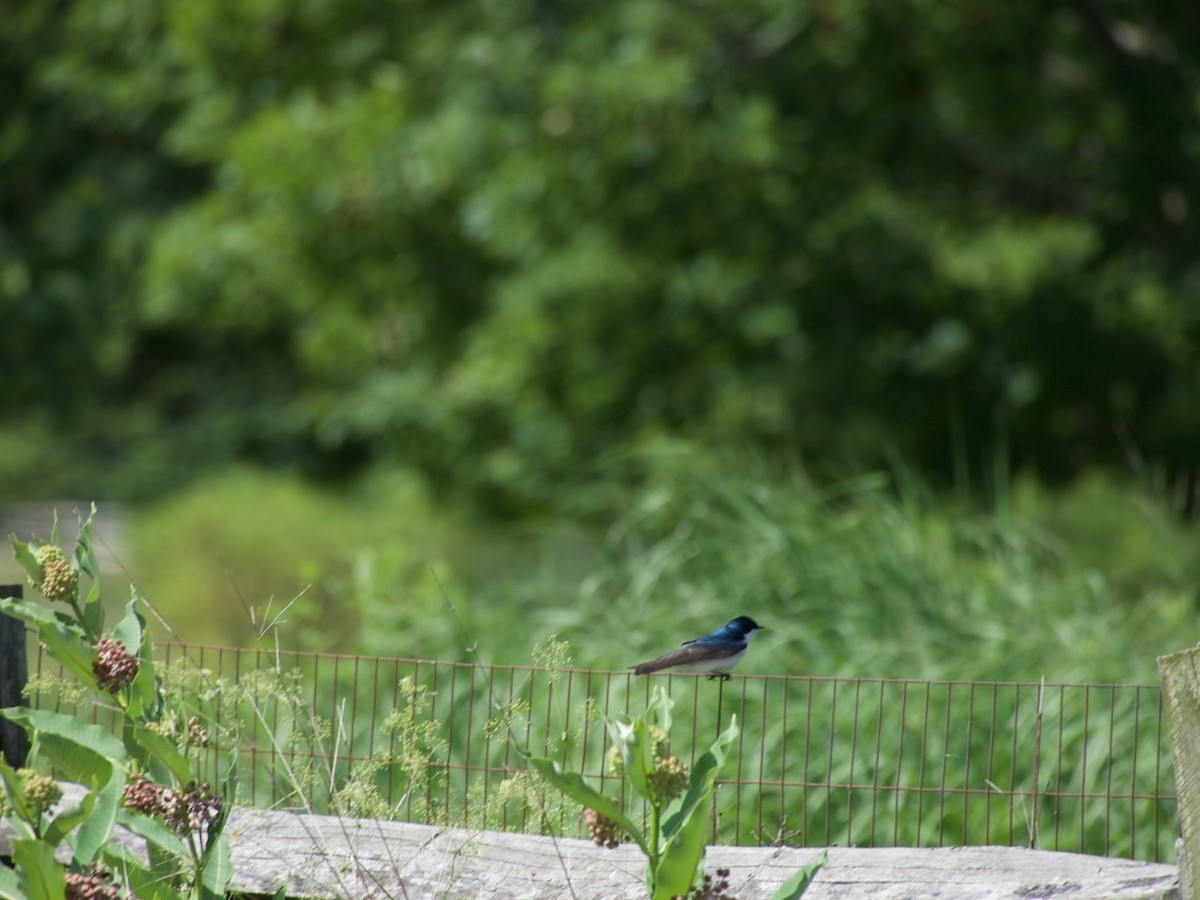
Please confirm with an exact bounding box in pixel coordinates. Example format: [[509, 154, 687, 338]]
[[42, 793, 93, 848], [525, 754, 646, 854], [116, 807, 189, 857], [111, 595, 144, 654], [0, 761, 36, 838], [74, 505, 104, 637], [1, 708, 127, 764], [608, 717, 653, 802], [0, 863, 22, 900], [127, 722, 192, 784], [649, 715, 739, 900], [661, 716, 738, 842], [13, 838, 66, 900], [651, 796, 709, 900], [200, 833, 233, 898], [0, 594, 78, 635], [102, 845, 183, 900], [768, 851, 827, 900], [72, 766, 123, 863], [37, 734, 113, 790], [9, 535, 41, 584], [116, 594, 162, 719], [34, 619, 95, 687], [72, 504, 99, 586], [648, 685, 674, 736]]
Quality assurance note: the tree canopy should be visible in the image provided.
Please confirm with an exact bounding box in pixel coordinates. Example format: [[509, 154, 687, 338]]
[[3, 0, 1198, 512]]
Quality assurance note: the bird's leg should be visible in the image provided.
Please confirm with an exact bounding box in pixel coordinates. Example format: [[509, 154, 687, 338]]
[[707, 673, 733, 682]]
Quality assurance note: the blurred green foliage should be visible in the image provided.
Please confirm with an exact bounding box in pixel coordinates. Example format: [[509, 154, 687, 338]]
[[121, 457, 1196, 686], [2, 0, 1198, 513]]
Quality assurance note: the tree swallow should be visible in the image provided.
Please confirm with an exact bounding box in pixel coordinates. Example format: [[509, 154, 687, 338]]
[[631, 616, 764, 681]]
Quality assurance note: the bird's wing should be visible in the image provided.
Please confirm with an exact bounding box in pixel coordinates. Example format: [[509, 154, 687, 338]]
[[632, 641, 744, 675]]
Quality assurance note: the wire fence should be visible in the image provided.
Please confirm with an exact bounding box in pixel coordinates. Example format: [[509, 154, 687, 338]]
[[27, 642, 1176, 864]]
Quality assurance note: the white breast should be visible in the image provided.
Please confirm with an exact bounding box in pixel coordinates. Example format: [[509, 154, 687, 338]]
[[677, 648, 747, 675]]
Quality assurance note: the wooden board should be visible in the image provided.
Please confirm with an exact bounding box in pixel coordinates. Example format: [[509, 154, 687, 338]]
[[0, 793, 1180, 898], [1159, 646, 1200, 900], [223, 807, 1185, 899]]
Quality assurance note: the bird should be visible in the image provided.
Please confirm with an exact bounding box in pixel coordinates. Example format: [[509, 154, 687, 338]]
[[631, 616, 764, 681]]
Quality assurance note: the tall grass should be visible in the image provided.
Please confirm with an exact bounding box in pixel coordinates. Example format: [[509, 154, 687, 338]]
[[125, 459, 1196, 683]]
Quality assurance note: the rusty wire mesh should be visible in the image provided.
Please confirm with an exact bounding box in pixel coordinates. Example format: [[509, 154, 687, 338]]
[[29, 643, 1176, 863]]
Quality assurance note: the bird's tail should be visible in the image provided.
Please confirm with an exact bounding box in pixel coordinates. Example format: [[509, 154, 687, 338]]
[[631, 660, 670, 676]]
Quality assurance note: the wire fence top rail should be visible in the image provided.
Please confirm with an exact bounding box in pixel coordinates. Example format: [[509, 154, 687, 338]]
[[132, 643, 1165, 690], [27, 641, 1178, 865]]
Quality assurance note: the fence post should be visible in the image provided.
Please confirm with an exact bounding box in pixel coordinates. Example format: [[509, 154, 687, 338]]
[[0, 584, 31, 768], [1158, 646, 1200, 900]]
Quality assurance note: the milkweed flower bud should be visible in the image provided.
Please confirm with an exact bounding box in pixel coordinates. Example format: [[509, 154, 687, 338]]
[[18, 768, 62, 816], [64, 864, 120, 900], [32, 545, 78, 602], [585, 805, 623, 848], [93, 637, 139, 693], [648, 754, 690, 804]]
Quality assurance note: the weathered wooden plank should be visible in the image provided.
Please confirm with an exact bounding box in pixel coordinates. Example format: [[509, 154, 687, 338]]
[[1159, 646, 1200, 900], [0, 793, 1180, 898], [221, 809, 1179, 899]]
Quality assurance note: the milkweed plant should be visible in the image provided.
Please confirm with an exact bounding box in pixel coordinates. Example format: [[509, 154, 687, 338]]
[[527, 686, 825, 900], [1, 506, 234, 900]]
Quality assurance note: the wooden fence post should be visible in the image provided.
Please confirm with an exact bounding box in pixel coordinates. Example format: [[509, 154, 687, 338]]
[[1158, 646, 1200, 900], [0, 584, 31, 768]]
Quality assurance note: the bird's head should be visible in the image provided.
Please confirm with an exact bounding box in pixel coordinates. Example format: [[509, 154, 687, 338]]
[[729, 616, 763, 637]]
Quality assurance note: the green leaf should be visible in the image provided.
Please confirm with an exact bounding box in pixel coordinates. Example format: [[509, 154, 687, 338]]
[[651, 798, 709, 900], [0, 609, 98, 689], [648, 685, 674, 736], [111, 595, 144, 653], [524, 754, 647, 854], [116, 807, 189, 857], [1, 708, 127, 765], [768, 851, 827, 900], [72, 766, 123, 863], [199, 834, 233, 898], [102, 845, 183, 900], [126, 722, 192, 784], [37, 734, 113, 791], [0, 761, 36, 838], [608, 717, 654, 802], [660, 715, 738, 843], [42, 793, 94, 849], [0, 594, 78, 637], [12, 838, 66, 900], [9, 534, 41, 584], [73, 504, 104, 637], [0, 862, 23, 900], [116, 594, 161, 719], [648, 715, 739, 900]]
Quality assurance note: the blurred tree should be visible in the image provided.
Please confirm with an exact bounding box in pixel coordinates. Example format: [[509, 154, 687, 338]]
[[3, 0, 1198, 512]]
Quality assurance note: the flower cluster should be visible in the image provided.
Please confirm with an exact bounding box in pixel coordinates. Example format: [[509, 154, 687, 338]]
[[0, 769, 63, 819], [121, 775, 162, 816], [31, 544, 78, 602], [161, 781, 224, 837], [674, 868, 737, 900], [93, 637, 139, 694], [21, 769, 63, 816], [585, 805, 623, 848], [122, 775, 224, 838], [647, 754, 690, 804], [607, 724, 670, 776], [65, 864, 120, 900], [187, 715, 212, 749]]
